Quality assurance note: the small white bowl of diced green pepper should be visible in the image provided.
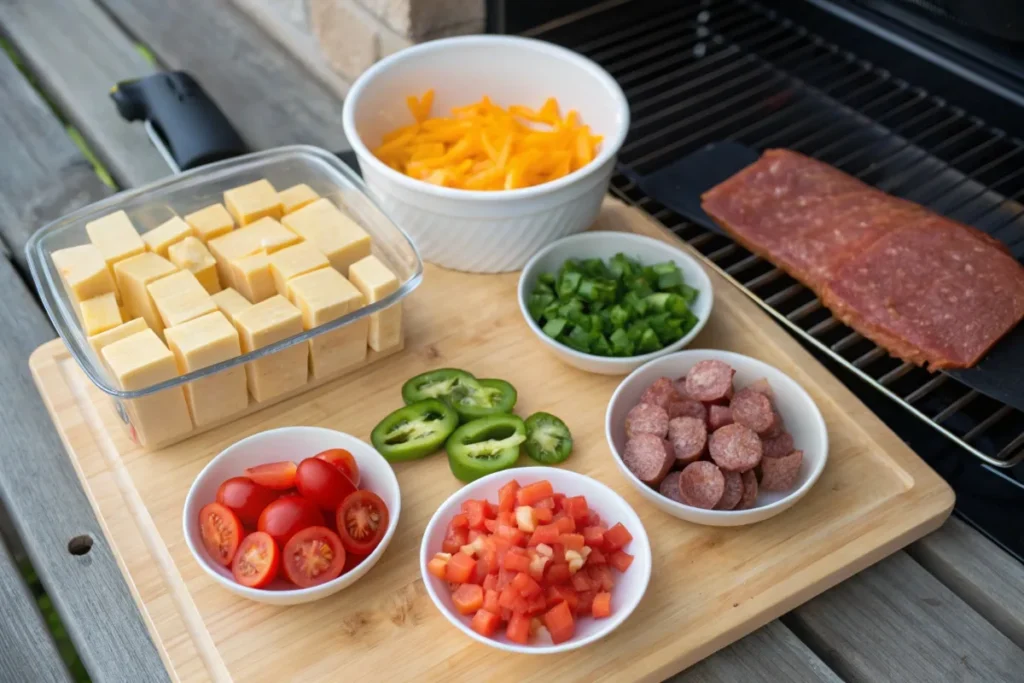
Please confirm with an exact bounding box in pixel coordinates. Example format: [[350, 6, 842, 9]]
[[517, 232, 713, 375]]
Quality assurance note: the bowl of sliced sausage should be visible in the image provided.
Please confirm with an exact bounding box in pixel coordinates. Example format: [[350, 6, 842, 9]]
[[605, 350, 828, 526]]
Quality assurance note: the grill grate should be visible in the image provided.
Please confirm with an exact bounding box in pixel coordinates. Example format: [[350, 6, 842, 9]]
[[529, 0, 1024, 467]]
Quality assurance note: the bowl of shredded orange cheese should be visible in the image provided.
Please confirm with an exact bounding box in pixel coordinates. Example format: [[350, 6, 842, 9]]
[[373, 92, 604, 191], [343, 35, 629, 273]]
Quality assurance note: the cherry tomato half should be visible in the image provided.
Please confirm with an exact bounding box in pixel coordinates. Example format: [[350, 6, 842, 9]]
[[231, 531, 280, 588], [244, 461, 297, 490], [282, 526, 346, 588], [315, 448, 360, 487], [257, 495, 324, 546], [295, 457, 357, 512], [336, 490, 389, 556], [199, 502, 242, 566], [216, 477, 278, 526]]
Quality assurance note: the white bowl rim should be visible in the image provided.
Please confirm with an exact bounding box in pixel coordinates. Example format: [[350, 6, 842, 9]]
[[182, 426, 402, 600], [606, 349, 829, 518], [517, 231, 714, 366], [342, 35, 630, 202], [419, 466, 652, 654]]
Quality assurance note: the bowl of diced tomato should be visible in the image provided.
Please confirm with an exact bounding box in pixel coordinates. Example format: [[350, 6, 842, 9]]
[[183, 426, 401, 606], [420, 467, 651, 653]]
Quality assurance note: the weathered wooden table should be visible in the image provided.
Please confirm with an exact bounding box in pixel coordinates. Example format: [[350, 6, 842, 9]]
[[0, 2, 1021, 681]]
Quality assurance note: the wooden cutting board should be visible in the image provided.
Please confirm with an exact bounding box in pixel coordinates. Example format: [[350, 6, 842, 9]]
[[29, 199, 953, 683]]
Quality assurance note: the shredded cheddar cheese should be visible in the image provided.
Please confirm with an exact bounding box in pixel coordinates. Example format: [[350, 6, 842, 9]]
[[374, 90, 603, 191]]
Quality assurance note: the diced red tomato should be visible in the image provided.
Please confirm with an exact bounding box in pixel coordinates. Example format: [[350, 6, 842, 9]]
[[427, 552, 449, 579], [497, 568, 515, 590], [498, 585, 518, 609], [588, 548, 607, 565], [525, 592, 547, 616], [563, 495, 590, 524], [482, 574, 498, 591], [545, 562, 571, 584], [483, 588, 500, 614], [552, 493, 567, 511], [587, 510, 602, 526], [576, 590, 596, 617], [445, 552, 476, 583], [512, 594, 529, 615], [452, 583, 483, 615], [462, 500, 490, 530], [498, 480, 520, 513], [554, 516, 576, 534], [483, 519, 497, 532], [516, 480, 554, 507], [471, 609, 501, 637], [604, 523, 633, 551], [610, 550, 634, 573], [512, 571, 542, 598], [442, 525, 468, 554], [506, 613, 530, 644], [592, 592, 612, 618], [543, 601, 575, 644], [559, 533, 585, 551], [533, 496, 555, 510], [588, 565, 615, 592], [550, 544, 566, 564], [503, 548, 530, 573], [571, 570, 593, 593], [497, 510, 515, 527], [582, 526, 606, 548], [533, 506, 553, 523], [451, 513, 469, 529], [545, 584, 579, 612], [495, 524, 525, 547], [528, 524, 560, 547]]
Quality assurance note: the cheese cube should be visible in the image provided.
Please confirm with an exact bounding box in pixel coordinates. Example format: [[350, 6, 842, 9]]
[[80, 292, 122, 336], [168, 237, 221, 295], [51, 244, 116, 303], [101, 329, 193, 446], [234, 295, 307, 402], [230, 253, 276, 304], [89, 318, 148, 355], [211, 287, 253, 326], [142, 216, 194, 257], [184, 203, 234, 241], [148, 270, 217, 329], [348, 255, 402, 352], [165, 311, 248, 426], [279, 184, 319, 214], [287, 268, 367, 378], [113, 252, 178, 335], [224, 179, 283, 226], [208, 217, 302, 288], [86, 210, 146, 272], [268, 242, 329, 296], [281, 199, 370, 275]]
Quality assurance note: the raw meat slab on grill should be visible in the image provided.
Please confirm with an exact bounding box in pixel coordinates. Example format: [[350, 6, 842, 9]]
[[822, 217, 1024, 369]]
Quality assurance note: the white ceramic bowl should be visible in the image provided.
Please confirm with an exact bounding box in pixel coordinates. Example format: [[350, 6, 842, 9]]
[[183, 426, 401, 605], [606, 350, 828, 526], [420, 467, 651, 654], [342, 35, 630, 273], [518, 231, 714, 375]]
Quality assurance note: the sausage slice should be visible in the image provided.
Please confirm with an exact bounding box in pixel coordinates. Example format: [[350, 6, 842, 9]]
[[622, 434, 674, 485], [684, 360, 735, 404], [762, 431, 795, 459], [737, 470, 758, 509], [678, 461, 725, 509], [658, 471, 685, 503], [707, 405, 733, 431], [760, 449, 803, 491], [625, 403, 669, 439], [714, 470, 744, 510], [709, 423, 763, 472], [639, 377, 681, 409], [730, 387, 778, 435], [667, 397, 707, 422], [667, 416, 707, 465]]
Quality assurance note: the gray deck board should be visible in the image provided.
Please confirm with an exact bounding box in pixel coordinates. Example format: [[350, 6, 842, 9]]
[[909, 516, 1024, 650], [0, 50, 168, 682], [95, 0, 349, 153], [671, 621, 842, 683], [0, 0, 167, 187], [786, 550, 1023, 683], [0, 538, 73, 683], [0, 46, 110, 273]]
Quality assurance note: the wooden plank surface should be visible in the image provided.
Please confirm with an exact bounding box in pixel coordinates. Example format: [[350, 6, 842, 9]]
[[0, 0, 167, 187], [786, 551, 1023, 682], [29, 199, 952, 682], [0, 51, 169, 682], [0, 540, 73, 683], [0, 49, 110, 273], [909, 516, 1024, 649], [95, 0, 349, 153], [671, 621, 842, 683]]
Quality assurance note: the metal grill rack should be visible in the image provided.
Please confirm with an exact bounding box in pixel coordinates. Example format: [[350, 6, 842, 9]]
[[530, 0, 1024, 468]]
